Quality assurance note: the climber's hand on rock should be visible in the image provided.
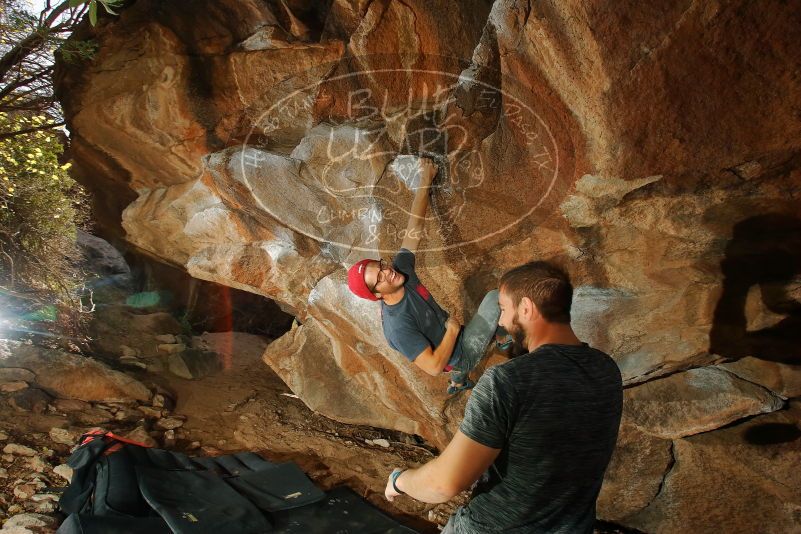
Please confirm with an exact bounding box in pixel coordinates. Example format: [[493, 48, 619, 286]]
[[385, 468, 403, 502], [417, 157, 438, 180]]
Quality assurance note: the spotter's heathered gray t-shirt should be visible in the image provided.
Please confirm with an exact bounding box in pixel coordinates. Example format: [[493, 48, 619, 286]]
[[453, 343, 623, 534], [381, 249, 463, 364]]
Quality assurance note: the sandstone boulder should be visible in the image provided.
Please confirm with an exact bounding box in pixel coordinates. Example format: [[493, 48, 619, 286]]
[[623, 408, 801, 534], [89, 306, 183, 360], [624, 367, 785, 439], [0, 340, 151, 403], [718, 357, 801, 399], [51, 3, 801, 531], [597, 422, 673, 522]]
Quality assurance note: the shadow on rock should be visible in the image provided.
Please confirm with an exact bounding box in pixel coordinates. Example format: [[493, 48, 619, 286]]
[[743, 422, 801, 445], [709, 213, 801, 364]]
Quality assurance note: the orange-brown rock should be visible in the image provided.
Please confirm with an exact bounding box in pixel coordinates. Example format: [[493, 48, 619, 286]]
[[0, 341, 151, 403], [52, 0, 801, 529]]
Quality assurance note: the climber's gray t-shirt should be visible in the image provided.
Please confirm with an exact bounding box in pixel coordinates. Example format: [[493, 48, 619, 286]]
[[381, 249, 463, 365], [453, 343, 623, 534]]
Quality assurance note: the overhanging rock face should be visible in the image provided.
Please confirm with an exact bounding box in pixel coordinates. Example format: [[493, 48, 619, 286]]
[[54, 1, 801, 530]]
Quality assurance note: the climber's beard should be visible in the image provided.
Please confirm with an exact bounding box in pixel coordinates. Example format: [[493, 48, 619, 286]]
[[507, 314, 528, 357]]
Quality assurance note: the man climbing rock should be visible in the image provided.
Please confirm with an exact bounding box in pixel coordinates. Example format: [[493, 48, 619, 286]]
[[347, 157, 508, 395], [383, 261, 623, 533]]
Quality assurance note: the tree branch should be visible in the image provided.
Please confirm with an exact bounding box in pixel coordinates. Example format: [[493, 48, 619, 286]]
[[0, 121, 65, 140], [0, 1, 77, 83]]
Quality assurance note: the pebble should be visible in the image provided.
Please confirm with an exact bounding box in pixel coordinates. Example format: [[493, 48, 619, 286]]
[[26, 456, 47, 473], [137, 406, 162, 418], [6, 504, 23, 514], [155, 417, 184, 430], [2, 512, 57, 529], [2, 453, 15, 463], [0, 430, 8, 440], [154, 334, 176, 344], [0, 467, 7, 478], [157, 343, 186, 355], [372, 438, 390, 448], [52, 399, 89, 413], [163, 429, 175, 448], [3, 443, 36, 457], [151, 393, 173, 410], [31, 500, 57, 513], [120, 357, 147, 369], [0, 381, 28, 393], [29, 494, 59, 503], [53, 464, 73, 482], [122, 426, 158, 448], [49, 427, 79, 445], [13, 483, 38, 500], [119, 345, 140, 358]]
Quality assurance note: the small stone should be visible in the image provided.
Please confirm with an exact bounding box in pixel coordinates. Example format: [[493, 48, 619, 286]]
[[97, 403, 118, 413], [188, 441, 201, 450], [31, 500, 57, 513], [30, 493, 59, 502], [167, 353, 193, 379], [120, 345, 140, 358], [53, 464, 73, 482], [156, 417, 184, 430], [137, 406, 162, 418], [52, 398, 90, 413], [48, 428, 77, 446], [0, 368, 35, 382], [122, 426, 158, 448], [3, 453, 15, 463], [732, 160, 763, 180], [3, 443, 36, 457], [13, 483, 37, 500], [372, 438, 390, 448], [68, 406, 114, 426], [112, 408, 139, 422], [154, 334, 177, 344], [120, 357, 148, 369], [8, 388, 51, 414], [163, 429, 175, 448], [0, 430, 8, 440], [0, 381, 28, 393], [151, 392, 176, 411], [26, 456, 47, 473], [6, 504, 23, 514], [3, 512, 57, 528], [217, 439, 226, 447], [151, 393, 167, 408], [0, 467, 7, 478], [158, 343, 186, 355]]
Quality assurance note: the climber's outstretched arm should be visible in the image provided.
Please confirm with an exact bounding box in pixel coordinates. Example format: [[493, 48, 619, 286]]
[[400, 157, 438, 253], [385, 430, 501, 503]]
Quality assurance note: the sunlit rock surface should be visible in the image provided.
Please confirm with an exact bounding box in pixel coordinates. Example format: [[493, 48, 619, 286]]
[[54, 0, 801, 530]]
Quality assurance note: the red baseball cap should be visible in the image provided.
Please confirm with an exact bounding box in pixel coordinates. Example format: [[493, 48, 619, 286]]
[[348, 259, 379, 301]]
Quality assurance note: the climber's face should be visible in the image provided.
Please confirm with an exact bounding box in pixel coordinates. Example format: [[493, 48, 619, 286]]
[[499, 288, 530, 352], [365, 259, 405, 298]]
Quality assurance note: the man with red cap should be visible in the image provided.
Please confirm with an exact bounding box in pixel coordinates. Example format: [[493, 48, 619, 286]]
[[348, 158, 509, 394]]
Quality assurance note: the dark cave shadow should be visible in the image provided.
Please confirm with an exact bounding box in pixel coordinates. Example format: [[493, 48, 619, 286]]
[[742, 422, 801, 445], [708, 213, 801, 365]]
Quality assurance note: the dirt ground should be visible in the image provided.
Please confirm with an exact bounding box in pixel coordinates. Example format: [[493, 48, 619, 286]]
[[155, 332, 453, 532], [0, 331, 635, 533]]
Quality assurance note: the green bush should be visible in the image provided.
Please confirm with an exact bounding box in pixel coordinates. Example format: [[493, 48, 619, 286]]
[[0, 111, 90, 340]]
